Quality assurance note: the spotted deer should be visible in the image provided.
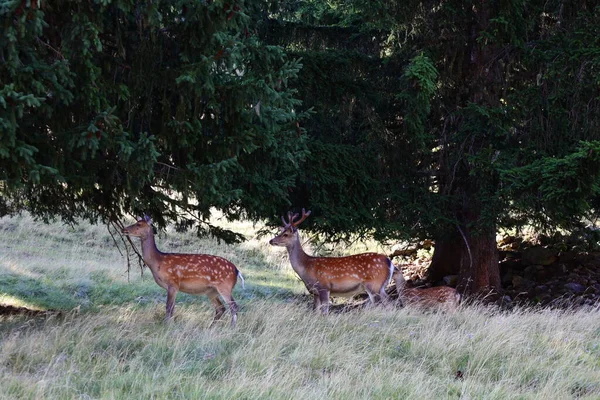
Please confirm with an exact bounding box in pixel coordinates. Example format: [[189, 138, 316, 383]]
[[393, 268, 460, 312], [122, 216, 244, 327], [269, 209, 394, 314]]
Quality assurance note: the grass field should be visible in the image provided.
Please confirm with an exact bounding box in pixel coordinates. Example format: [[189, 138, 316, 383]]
[[1, 214, 600, 399]]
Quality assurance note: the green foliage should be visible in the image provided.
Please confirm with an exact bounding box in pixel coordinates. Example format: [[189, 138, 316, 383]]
[[501, 141, 600, 230], [265, 1, 600, 246], [261, 12, 434, 240], [3, 0, 600, 248], [398, 53, 438, 148], [0, 0, 308, 239]]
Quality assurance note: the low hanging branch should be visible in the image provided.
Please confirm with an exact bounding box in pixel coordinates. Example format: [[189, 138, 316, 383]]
[[107, 219, 145, 281], [388, 239, 434, 260]]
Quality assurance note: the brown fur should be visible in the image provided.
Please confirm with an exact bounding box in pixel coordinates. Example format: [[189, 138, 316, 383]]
[[393, 268, 460, 312], [123, 217, 242, 326], [270, 210, 393, 314], [401, 287, 460, 312]]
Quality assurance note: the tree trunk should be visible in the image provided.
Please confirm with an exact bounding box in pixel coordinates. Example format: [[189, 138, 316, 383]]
[[427, 0, 502, 295], [428, 206, 501, 295], [456, 221, 500, 294], [427, 235, 462, 283]]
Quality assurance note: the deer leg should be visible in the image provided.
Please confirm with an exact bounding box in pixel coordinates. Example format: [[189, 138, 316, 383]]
[[215, 289, 239, 328], [378, 285, 390, 304], [312, 294, 322, 311], [318, 289, 330, 315], [364, 283, 387, 306], [364, 286, 377, 305], [208, 295, 226, 327], [229, 298, 239, 328], [165, 285, 178, 322]]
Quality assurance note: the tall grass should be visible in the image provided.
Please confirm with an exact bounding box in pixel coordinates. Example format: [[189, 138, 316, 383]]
[[1, 214, 600, 399]]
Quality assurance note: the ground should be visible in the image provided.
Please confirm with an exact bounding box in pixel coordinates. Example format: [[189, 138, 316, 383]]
[[395, 234, 600, 308], [1, 214, 600, 398]]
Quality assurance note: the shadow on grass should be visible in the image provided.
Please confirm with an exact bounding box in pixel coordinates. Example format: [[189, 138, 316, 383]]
[[0, 273, 79, 310], [0, 270, 162, 312], [0, 267, 388, 320], [0, 304, 62, 317]]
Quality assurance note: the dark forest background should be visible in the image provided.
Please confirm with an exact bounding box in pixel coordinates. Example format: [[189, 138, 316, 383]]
[[2, 0, 600, 294]]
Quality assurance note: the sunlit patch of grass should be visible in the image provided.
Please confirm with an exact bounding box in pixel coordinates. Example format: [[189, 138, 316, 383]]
[[0, 294, 43, 310], [0, 213, 299, 311]]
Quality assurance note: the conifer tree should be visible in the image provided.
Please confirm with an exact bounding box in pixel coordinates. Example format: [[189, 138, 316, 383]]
[[0, 0, 309, 240], [266, 1, 600, 294]]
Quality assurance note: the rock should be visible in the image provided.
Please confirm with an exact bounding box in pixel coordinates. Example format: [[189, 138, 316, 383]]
[[512, 275, 534, 289], [500, 259, 523, 273], [522, 246, 559, 266], [536, 293, 552, 303], [421, 239, 434, 250], [442, 275, 458, 287], [559, 264, 568, 273], [567, 273, 587, 285], [501, 270, 514, 285], [534, 285, 549, 294], [499, 250, 520, 261], [505, 242, 521, 251], [564, 282, 586, 294], [558, 251, 578, 263], [511, 275, 523, 287], [523, 265, 544, 280], [498, 235, 517, 247]]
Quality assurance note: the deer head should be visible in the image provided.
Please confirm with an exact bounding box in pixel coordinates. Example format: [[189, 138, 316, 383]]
[[269, 209, 311, 247], [122, 215, 153, 239]]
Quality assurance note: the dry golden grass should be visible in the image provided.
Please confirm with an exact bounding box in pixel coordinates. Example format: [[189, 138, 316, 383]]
[[1, 214, 600, 399]]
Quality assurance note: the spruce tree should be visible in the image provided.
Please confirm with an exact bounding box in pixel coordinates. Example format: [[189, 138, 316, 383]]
[[266, 1, 600, 294], [1, 0, 309, 240]]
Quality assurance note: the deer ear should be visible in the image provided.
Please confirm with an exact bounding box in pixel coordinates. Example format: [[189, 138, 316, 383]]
[[143, 215, 152, 224]]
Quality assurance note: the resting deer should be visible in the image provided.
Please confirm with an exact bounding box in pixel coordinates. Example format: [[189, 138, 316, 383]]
[[393, 268, 460, 312], [122, 216, 244, 327], [269, 209, 395, 314]]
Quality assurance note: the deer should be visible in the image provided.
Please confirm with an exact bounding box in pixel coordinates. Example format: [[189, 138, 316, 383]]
[[269, 209, 395, 314], [122, 216, 244, 327], [392, 268, 460, 312]]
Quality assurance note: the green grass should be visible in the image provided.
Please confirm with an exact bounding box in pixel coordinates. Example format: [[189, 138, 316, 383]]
[[1, 214, 600, 399]]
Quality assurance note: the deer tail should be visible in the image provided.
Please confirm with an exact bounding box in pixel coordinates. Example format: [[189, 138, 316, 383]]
[[386, 258, 395, 287], [237, 269, 245, 290]]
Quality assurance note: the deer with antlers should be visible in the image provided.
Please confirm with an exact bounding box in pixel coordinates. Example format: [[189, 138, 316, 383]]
[[122, 216, 244, 327], [269, 209, 395, 314]]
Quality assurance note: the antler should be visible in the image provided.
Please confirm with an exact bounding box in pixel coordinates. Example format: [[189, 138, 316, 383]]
[[289, 209, 311, 228], [293, 209, 311, 227], [281, 209, 311, 228], [281, 212, 297, 227]]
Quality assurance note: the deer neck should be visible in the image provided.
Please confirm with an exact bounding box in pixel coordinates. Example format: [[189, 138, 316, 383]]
[[286, 234, 312, 277], [139, 234, 163, 271]]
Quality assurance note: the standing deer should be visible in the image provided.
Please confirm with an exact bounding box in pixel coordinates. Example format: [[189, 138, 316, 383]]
[[393, 268, 460, 312], [122, 216, 244, 327], [269, 209, 395, 314]]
